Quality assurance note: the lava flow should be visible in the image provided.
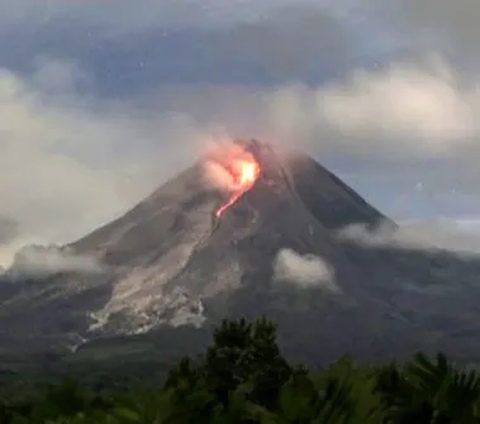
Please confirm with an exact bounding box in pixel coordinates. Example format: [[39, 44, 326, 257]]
[[215, 157, 261, 217]]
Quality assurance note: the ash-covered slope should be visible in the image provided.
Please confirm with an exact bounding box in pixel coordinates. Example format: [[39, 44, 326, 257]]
[[3, 139, 480, 364], [66, 139, 390, 336]]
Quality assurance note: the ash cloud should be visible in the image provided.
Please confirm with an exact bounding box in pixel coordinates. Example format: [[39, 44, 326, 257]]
[[202, 140, 257, 192], [273, 248, 338, 291], [203, 160, 237, 192]]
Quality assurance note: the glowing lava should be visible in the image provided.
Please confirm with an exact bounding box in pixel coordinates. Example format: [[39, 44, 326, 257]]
[[215, 158, 260, 217]]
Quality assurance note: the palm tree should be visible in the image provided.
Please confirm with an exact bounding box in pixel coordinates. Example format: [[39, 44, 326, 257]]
[[254, 356, 386, 424], [393, 352, 480, 423]]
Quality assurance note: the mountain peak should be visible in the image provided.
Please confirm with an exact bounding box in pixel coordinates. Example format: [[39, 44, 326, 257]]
[[5, 138, 480, 365], [59, 139, 390, 334], [0, 139, 393, 348]]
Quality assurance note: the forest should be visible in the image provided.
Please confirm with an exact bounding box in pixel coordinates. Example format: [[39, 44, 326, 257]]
[[1, 317, 480, 424]]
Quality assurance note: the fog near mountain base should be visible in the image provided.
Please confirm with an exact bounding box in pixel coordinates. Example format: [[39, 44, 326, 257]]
[[273, 248, 338, 291], [7, 244, 104, 278], [337, 220, 480, 257]]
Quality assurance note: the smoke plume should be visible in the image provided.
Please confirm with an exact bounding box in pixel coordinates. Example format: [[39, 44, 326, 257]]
[[202, 140, 257, 192]]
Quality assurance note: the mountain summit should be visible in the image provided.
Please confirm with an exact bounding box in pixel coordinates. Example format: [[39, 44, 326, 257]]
[[3, 139, 480, 364]]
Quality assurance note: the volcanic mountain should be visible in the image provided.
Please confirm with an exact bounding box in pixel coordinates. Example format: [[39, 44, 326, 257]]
[[71, 139, 391, 333], [2, 139, 480, 366]]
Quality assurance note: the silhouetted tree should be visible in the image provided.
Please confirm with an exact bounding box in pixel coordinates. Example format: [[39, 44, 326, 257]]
[[203, 316, 292, 409]]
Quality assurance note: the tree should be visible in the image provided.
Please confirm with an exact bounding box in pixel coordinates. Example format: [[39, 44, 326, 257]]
[[400, 352, 480, 424], [6, 318, 480, 423], [203, 316, 292, 408]]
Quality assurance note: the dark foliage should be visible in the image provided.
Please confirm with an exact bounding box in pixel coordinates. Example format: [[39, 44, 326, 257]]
[[1, 317, 480, 423]]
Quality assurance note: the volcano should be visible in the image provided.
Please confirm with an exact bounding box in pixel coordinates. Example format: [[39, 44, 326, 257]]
[[69, 139, 392, 337], [3, 139, 480, 366]]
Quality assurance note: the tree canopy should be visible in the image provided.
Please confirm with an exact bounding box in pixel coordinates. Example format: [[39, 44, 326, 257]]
[[1, 317, 480, 423]]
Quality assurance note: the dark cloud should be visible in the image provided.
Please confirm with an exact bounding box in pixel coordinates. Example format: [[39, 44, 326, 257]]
[[0, 0, 480, 265], [1, 53, 480, 262], [0, 217, 17, 244], [400, 0, 480, 49], [0, 6, 365, 95]]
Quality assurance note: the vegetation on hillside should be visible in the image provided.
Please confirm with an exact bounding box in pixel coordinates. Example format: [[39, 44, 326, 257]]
[[2, 317, 480, 423]]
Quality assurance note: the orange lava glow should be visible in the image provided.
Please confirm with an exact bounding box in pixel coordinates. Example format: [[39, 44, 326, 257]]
[[216, 158, 260, 217]]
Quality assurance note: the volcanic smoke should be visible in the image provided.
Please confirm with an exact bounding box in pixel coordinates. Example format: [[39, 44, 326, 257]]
[[203, 141, 261, 217]]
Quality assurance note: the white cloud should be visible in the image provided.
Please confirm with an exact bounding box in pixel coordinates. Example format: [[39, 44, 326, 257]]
[[136, 55, 480, 164], [3, 52, 480, 268], [0, 59, 212, 266], [273, 248, 338, 290], [8, 244, 103, 277], [265, 55, 480, 160], [337, 220, 480, 257]]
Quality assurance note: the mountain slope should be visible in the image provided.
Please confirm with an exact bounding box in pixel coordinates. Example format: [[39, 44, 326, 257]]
[[2, 139, 480, 365], [66, 139, 390, 335]]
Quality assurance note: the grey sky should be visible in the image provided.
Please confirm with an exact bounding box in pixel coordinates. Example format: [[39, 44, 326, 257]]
[[0, 0, 480, 265]]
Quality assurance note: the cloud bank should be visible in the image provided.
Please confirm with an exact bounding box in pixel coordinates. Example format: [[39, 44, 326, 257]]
[[267, 55, 480, 161], [273, 248, 338, 290], [0, 58, 211, 266], [0, 1, 361, 32], [338, 220, 480, 257]]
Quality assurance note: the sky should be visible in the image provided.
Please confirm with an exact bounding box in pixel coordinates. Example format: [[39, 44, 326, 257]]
[[1, 0, 480, 266]]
